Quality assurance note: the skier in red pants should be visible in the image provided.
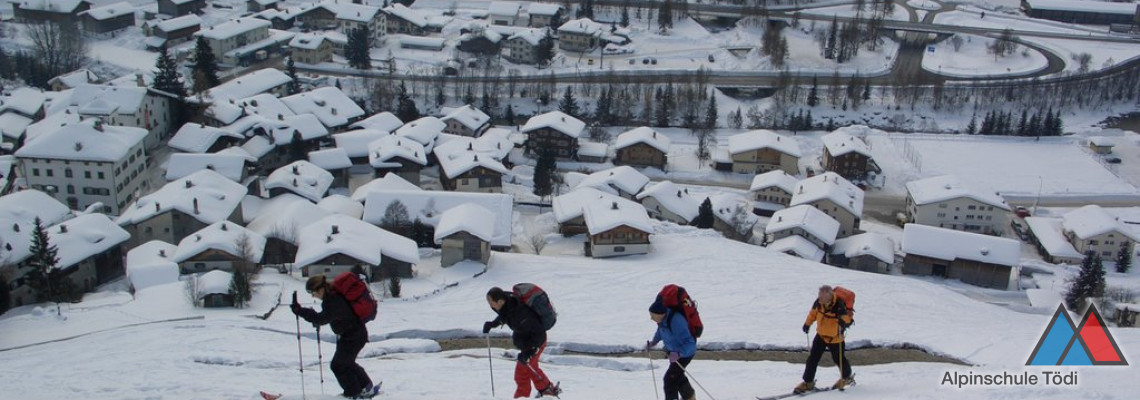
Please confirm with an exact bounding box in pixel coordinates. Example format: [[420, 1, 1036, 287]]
[[483, 287, 562, 398]]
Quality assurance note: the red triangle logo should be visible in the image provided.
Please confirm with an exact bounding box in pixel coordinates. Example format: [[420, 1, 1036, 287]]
[[1077, 305, 1128, 365]]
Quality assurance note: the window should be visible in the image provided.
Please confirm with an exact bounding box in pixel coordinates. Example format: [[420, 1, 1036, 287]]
[[46, 169, 53, 177], [66, 185, 74, 194], [84, 171, 91, 179], [1089, 240, 1099, 246], [98, 172, 105, 180], [939, 203, 948, 208], [937, 213, 946, 218], [64, 168, 72, 178], [32, 168, 39, 177], [1103, 251, 1113, 257], [967, 205, 976, 210], [614, 246, 626, 252]]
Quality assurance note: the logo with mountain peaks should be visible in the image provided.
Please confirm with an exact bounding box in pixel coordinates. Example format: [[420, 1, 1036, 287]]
[[1026, 304, 1127, 366]]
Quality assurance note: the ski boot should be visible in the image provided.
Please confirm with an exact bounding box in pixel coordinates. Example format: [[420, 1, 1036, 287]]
[[793, 380, 816, 394], [536, 382, 562, 398], [833, 375, 856, 391], [353, 383, 381, 399]]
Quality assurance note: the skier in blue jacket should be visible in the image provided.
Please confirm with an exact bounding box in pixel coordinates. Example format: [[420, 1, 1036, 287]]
[[646, 297, 697, 400]]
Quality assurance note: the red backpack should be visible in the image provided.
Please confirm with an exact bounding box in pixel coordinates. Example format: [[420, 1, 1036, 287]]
[[834, 286, 855, 317], [330, 272, 378, 323], [658, 284, 703, 339]]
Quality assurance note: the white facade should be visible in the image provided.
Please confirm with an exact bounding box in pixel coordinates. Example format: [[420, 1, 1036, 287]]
[[905, 175, 1010, 235]]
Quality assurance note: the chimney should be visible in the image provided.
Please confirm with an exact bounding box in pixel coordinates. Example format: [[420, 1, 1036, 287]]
[[158, 249, 166, 257], [185, 179, 193, 189], [221, 223, 228, 231], [292, 178, 298, 187], [652, 131, 657, 138], [677, 190, 682, 198], [155, 202, 160, 212], [980, 248, 990, 256], [611, 201, 618, 210], [468, 143, 473, 150], [777, 216, 782, 222], [12, 223, 19, 232], [193, 198, 200, 214], [292, 164, 300, 175], [59, 224, 67, 233], [278, 113, 284, 121], [4, 243, 9, 251], [136, 73, 145, 87], [93, 119, 104, 132], [195, 234, 202, 242], [332, 108, 338, 116], [332, 225, 340, 234], [326, 235, 332, 243]]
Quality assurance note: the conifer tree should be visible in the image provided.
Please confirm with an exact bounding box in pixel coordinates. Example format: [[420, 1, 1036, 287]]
[[191, 36, 220, 93], [1065, 251, 1106, 311], [558, 86, 579, 118], [1116, 242, 1132, 273], [693, 198, 715, 228]]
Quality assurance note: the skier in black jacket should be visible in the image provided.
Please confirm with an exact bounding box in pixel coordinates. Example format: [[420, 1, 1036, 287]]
[[482, 287, 561, 398], [292, 275, 377, 399]]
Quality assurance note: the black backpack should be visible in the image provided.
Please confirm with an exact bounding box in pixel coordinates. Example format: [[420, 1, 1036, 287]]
[[513, 283, 557, 331]]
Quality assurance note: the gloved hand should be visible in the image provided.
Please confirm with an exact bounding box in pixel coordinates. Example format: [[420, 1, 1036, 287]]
[[518, 348, 536, 364], [482, 321, 497, 334], [802, 324, 810, 334], [292, 291, 299, 306], [668, 352, 680, 364], [646, 340, 659, 350], [290, 302, 303, 316]]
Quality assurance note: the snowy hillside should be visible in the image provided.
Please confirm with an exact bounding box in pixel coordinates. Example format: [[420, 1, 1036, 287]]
[[1, 227, 1136, 399]]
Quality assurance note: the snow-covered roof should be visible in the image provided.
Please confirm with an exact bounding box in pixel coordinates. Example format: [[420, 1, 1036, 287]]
[[1117, 303, 1140, 313], [105, 72, 153, 88], [49, 213, 130, 270], [821, 129, 873, 158], [766, 235, 825, 262], [281, 87, 365, 128], [574, 166, 650, 197], [317, 194, 364, 218], [488, 1, 520, 16], [230, 113, 329, 145], [521, 111, 585, 138], [830, 232, 895, 265], [384, 4, 429, 27], [1024, 217, 1084, 260], [395, 117, 445, 150], [434, 129, 514, 161], [240, 135, 274, 158], [557, 18, 606, 36], [295, 214, 418, 267], [14, 0, 86, 13], [16, 119, 146, 162], [197, 270, 233, 296], [709, 193, 761, 228], [125, 240, 180, 291], [902, 224, 1020, 266], [350, 174, 422, 202], [156, 14, 201, 32], [168, 123, 245, 153], [165, 153, 246, 182], [583, 197, 654, 235], [369, 134, 428, 168], [206, 69, 290, 103], [0, 155, 14, 190], [1088, 136, 1116, 147], [905, 175, 1010, 210], [434, 203, 495, 243], [528, 3, 562, 16], [635, 180, 701, 222], [441, 105, 490, 132], [246, 194, 330, 243], [727, 130, 802, 157], [578, 141, 608, 158], [790, 172, 864, 216], [334, 129, 389, 158], [0, 87, 47, 117], [766, 205, 840, 246], [308, 148, 352, 171], [553, 187, 620, 223], [1024, 0, 1138, 14], [289, 33, 327, 50], [350, 112, 403, 132], [1061, 205, 1140, 241], [174, 221, 266, 263], [614, 126, 670, 153], [117, 169, 247, 226], [197, 17, 270, 40], [435, 144, 510, 179], [0, 113, 33, 140], [80, 1, 132, 20], [507, 28, 547, 45], [216, 146, 257, 162], [362, 190, 513, 247], [399, 35, 446, 49], [324, 2, 381, 22], [0, 190, 72, 263], [750, 170, 798, 193], [65, 85, 147, 116], [24, 108, 81, 143], [265, 161, 334, 203], [48, 69, 98, 89]]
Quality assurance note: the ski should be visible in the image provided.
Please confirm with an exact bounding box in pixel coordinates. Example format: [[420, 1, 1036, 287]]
[[259, 392, 281, 400], [756, 387, 835, 400], [260, 382, 382, 400]]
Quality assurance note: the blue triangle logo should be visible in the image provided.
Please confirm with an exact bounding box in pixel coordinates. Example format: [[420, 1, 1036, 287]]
[[1027, 305, 1078, 366]]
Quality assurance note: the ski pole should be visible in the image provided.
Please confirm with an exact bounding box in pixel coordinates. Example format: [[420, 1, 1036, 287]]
[[292, 292, 307, 400], [673, 360, 718, 400], [646, 347, 660, 400], [316, 324, 325, 395], [486, 333, 496, 397]]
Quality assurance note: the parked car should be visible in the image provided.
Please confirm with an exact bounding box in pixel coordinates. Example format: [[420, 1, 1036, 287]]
[[603, 44, 635, 55], [1107, 156, 1123, 164], [708, 54, 715, 62]]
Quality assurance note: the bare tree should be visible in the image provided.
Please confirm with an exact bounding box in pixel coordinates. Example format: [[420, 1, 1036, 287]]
[[185, 274, 202, 307], [26, 21, 87, 81], [529, 234, 548, 255], [1072, 53, 1092, 74], [950, 35, 964, 52], [230, 233, 257, 308]]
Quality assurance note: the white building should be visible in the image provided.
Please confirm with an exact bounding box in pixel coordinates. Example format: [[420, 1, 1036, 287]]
[[54, 85, 174, 150], [750, 170, 798, 213], [1060, 205, 1139, 261], [362, 190, 513, 251], [726, 130, 801, 175], [195, 17, 272, 63], [828, 232, 896, 274], [116, 169, 247, 248], [765, 205, 840, 253], [635, 180, 700, 226], [16, 119, 148, 214], [488, 1, 521, 25], [790, 172, 864, 238], [905, 175, 1010, 235], [583, 197, 654, 258], [441, 105, 491, 137]]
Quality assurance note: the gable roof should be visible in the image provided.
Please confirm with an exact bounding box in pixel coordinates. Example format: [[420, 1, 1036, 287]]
[[80, 1, 132, 20], [117, 169, 247, 226], [0, 190, 72, 263], [790, 172, 864, 216], [164, 153, 246, 182], [245, 193, 330, 243], [1023, 217, 1084, 260], [488, 1, 520, 16], [831, 232, 896, 265], [368, 134, 428, 168], [708, 193, 760, 230], [528, 3, 563, 16], [434, 129, 513, 161], [635, 180, 701, 222], [206, 68, 290, 103], [750, 170, 798, 193], [168, 123, 245, 153], [125, 240, 179, 290], [574, 166, 650, 196], [0, 87, 47, 117], [507, 27, 547, 45], [350, 174, 422, 202], [349, 112, 403, 132], [264, 161, 334, 203], [383, 4, 429, 27], [67, 85, 147, 116], [441, 104, 491, 131], [583, 197, 654, 235], [50, 213, 130, 270], [905, 175, 1010, 210], [902, 223, 1020, 266], [394, 117, 445, 151], [196, 17, 270, 41], [1062, 205, 1140, 241], [821, 128, 873, 158], [766, 205, 840, 245], [317, 194, 364, 218], [156, 14, 201, 32], [281, 87, 366, 129], [728, 130, 802, 157], [766, 235, 826, 262], [308, 148, 353, 171], [614, 126, 670, 153], [435, 144, 510, 179], [362, 190, 513, 247], [521, 111, 584, 138], [553, 187, 620, 224], [434, 203, 495, 243], [16, 119, 146, 162], [295, 214, 419, 267], [334, 129, 390, 158], [173, 221, 266, 263]]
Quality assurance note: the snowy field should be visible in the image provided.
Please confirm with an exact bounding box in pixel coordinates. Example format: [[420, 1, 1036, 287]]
[[1, 230, 1139, 399], [922, 34, 1048, 78]]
